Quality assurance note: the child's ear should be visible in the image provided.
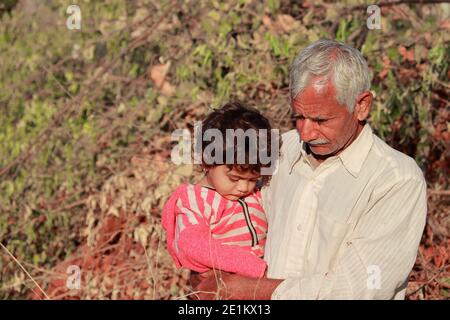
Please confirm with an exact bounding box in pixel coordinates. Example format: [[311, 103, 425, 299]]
[[201, 165, 209, 174], [256, 178, 264, 190]]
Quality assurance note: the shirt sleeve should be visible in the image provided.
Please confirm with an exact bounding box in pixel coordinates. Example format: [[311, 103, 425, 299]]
[[272, 176, 427, 299]]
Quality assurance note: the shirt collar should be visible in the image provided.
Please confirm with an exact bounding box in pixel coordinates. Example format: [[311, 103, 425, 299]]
[[287, 132, 303, 174], [288, 124, 374, 178], [337, 123, 374, 177]]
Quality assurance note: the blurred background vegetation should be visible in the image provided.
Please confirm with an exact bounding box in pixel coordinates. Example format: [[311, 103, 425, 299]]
[[0, 0, 448, 299]]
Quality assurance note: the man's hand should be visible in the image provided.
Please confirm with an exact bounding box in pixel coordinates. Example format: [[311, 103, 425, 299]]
[[189, 270, 216, 289], [190, 270, 283, 300]]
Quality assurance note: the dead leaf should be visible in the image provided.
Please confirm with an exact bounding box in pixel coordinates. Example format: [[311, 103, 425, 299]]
[[149, 62, 175, 96], [439, 19, 450, 30], [378, 55, 391, 79], [262, 15, 274, 32], [150, 62, 170, 87], [398, 45, 415, 63], [275, 14, 298, 33], [161, 82, 175, 96], [262, 14, 299, 34]]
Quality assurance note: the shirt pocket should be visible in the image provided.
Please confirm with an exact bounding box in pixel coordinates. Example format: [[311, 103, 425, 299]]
[[306, 212, 352, 274]]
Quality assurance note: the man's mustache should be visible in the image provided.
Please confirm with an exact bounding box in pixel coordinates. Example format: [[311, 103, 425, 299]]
[[306, 139, 328, 146]]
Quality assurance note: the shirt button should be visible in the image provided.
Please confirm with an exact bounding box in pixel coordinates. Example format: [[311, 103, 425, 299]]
[[297, 224, 302, 231]]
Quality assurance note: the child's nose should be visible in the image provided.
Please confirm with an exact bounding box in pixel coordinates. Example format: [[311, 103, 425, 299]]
[[237, 180, 250, 193]]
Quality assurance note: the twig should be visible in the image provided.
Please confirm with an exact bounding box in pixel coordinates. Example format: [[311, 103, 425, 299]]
[[407, 263, 450, 297], [0, 242, 50, 300], [427, 189, 450, 196], [61, 197, 89, 211], [41, 64, 74, 99]]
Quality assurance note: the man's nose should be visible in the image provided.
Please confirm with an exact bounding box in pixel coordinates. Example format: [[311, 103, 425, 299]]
[[298, 119, 318, 142]]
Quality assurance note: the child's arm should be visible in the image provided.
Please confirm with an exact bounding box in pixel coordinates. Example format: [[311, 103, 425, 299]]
[[177, 222, 267, 278], [163, 184, 266, 278]]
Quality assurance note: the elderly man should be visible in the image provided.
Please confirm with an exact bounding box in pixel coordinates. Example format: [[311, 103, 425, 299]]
[[192, 39, 427, 299]]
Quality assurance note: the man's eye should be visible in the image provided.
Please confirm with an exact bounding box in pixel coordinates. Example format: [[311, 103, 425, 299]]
[[229, 177, 239, 182], [316, 119, 327, 124]]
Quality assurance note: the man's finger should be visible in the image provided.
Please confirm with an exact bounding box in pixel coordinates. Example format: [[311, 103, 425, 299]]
[[190, 270, 218, 288], [194, 273, 224, 300], [189, 272, 202, 288]]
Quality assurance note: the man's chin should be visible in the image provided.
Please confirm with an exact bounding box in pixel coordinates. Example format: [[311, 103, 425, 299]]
[[308, 144, 331, 155]]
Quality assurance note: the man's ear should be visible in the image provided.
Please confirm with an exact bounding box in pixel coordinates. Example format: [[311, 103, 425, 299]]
[[354, 91, 373, 121]]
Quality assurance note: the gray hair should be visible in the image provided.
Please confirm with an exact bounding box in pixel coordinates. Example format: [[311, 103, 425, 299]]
[[289, 39, 372, 112]]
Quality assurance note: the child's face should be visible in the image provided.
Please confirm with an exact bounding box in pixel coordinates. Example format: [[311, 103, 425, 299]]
[[206, 165, 260, 200]]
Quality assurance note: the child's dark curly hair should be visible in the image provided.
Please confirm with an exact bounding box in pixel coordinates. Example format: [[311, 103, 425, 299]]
[[196, 101, 279, 186]]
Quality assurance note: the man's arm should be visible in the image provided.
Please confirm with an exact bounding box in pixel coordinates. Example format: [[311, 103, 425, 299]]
[[193, 271, 283, 300]]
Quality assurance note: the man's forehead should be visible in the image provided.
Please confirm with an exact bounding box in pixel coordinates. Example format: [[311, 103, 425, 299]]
[[291, 99, 333, 116], [310, 77, 329, 95], [291, 78, 339, 115], [295, 77, 335, 100]]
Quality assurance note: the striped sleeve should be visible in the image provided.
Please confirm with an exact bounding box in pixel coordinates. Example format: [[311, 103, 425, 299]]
[[162, 184, 215, 268], [164, 184, 266, 277], [177, 223, 267, 278]]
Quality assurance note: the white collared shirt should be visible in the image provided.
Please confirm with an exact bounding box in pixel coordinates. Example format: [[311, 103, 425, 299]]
[[262, 124, 427, 299]]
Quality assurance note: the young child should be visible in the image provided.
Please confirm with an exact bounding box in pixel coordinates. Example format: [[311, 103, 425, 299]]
[[162, 102, 276, 278]]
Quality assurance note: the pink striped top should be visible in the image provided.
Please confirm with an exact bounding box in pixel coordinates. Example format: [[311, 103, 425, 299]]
[[162, 183, 268, 278]]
